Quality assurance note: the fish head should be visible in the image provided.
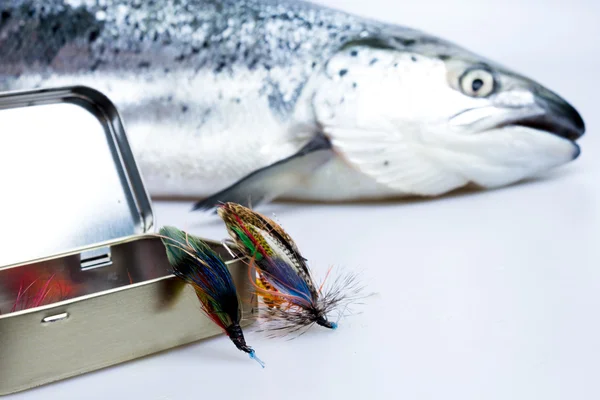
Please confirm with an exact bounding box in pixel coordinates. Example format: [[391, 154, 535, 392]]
[[311, 33, 585, 195]]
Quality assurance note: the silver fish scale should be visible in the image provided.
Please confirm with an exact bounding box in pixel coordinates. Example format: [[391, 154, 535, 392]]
[[1, 0, 503, 201], [0, 0, 398, 120]]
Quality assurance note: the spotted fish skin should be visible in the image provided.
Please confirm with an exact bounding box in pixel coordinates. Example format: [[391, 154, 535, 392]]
[[0, 0, 401, 196], [0, 0, 585, 204]]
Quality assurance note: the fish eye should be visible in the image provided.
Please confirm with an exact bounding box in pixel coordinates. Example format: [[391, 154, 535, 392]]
[[459, 67, 496, 98]]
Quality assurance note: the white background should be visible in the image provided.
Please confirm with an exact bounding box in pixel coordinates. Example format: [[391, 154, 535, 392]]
[[9, 0, 600, 399]]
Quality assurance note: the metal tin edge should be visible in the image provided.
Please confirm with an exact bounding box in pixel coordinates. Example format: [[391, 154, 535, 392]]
[[0, 84, 154, 235], [68, 86, 155, 234], [0, 232, 149, 271], [0, 236, 257, 395]]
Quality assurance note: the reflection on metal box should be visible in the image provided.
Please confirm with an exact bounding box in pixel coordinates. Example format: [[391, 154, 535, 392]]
[[0, 87, 256, 395]]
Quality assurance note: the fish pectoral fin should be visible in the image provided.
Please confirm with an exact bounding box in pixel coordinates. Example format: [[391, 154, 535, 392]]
[[324, 127, 468, 196], [191, 133, 335, 212]]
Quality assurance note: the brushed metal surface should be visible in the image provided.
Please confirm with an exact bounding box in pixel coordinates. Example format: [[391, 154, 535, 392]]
[[0, 86, 256, 395], [0, 236, 256, 395], [0, 236, 173, 312], [0, 86, 153, 268]]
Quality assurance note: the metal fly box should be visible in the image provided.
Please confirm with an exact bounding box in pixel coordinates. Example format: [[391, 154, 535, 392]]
[[0, 86, 256, 395]]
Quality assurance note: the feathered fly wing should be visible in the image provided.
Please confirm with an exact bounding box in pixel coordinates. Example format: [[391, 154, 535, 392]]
[[216, 203, 368, 337], [158, 226, 265, 366], [216, 203, 318, 305], [159, 226, 241, 331]]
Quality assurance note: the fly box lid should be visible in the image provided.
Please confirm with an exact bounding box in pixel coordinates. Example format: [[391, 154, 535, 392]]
[[0, 86, 256, 395], [0, 85, 153, 269]]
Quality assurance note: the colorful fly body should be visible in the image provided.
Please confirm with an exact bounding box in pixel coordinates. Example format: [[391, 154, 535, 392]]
[[216, 203, 363, 336], [158, 226, 264, 367]]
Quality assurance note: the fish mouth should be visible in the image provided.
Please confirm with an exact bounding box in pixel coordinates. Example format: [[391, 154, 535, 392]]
[[507, 90, 585, 143], [498, 115, 585, 143], [486, 93, 585, 164], [451, 92, 585, 146]]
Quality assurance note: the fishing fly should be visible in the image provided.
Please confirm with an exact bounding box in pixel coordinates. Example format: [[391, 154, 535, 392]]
[[1, 271, 75, 315], [216, 202, 365, 337], [11, 274, 58, 313], [157, 226, 264, 367]]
